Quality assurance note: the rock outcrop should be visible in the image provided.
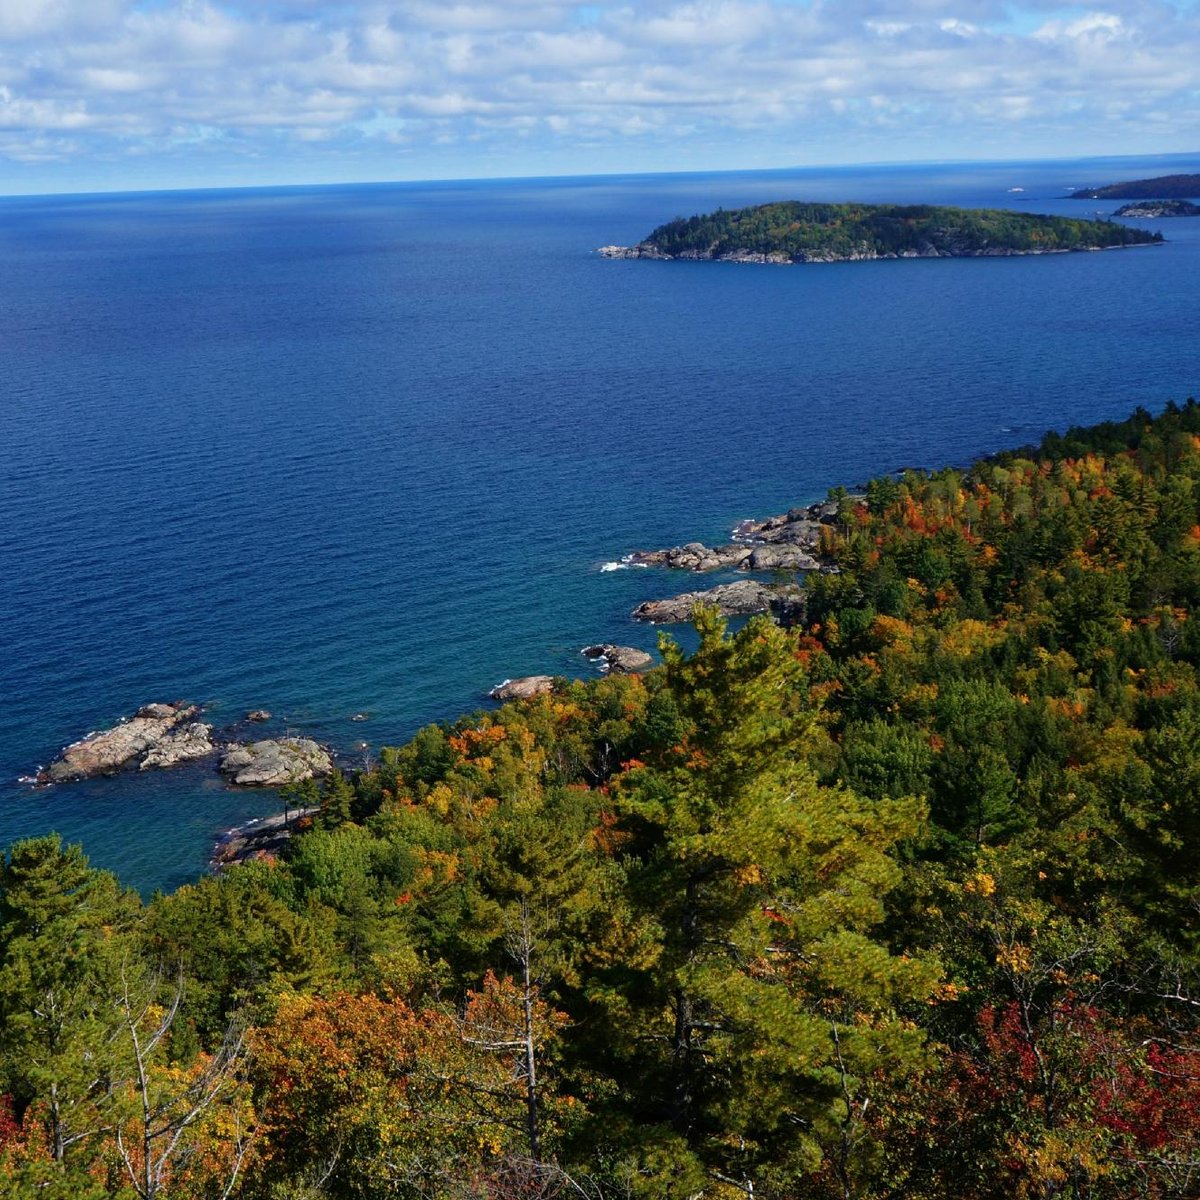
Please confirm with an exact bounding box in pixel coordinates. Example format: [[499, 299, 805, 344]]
[[632, 580, 804, 624], [41, 702, 200, 783], [745, 544, 821, 572], [489, 676, 556, 702], [596, 243, 672, 260], [582, 644, 653, 673], [219, 738, 332, 787], [624, 497, 858, 578], [246, 709, 272, 722], [628, 542, 753, 571], [140, 722, 216, 770], [211, 808, 320, 868]]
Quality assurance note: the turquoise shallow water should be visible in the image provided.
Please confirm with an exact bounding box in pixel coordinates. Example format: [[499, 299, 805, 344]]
[[2, 154, 1198, 893]]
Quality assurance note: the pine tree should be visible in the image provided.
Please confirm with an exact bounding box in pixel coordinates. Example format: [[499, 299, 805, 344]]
[[0, 836, 139, 1163], [594, 611, 939, 1195]]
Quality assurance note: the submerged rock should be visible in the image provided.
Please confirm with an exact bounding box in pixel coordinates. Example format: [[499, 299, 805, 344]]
[[246, 709, 272, 723], [219, 738, 332, 787], [489, 676, 556, 702], [632, 579, 804, 624], [582, 644, 654, 674], [41, 702, 199, 783]]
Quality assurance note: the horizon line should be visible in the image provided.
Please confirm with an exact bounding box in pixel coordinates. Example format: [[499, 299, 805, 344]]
[[1, 147, 1197, 204]]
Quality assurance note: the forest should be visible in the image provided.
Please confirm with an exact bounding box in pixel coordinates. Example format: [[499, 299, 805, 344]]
[[640, 201, 1161, 259], [4, 400, 1200, 1199], [1069, 175, 1200, 200]]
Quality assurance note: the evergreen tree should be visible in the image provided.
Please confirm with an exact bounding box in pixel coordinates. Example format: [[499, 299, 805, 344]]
[[591, 612, 938, 1195], [0, 836, 139, 1163]]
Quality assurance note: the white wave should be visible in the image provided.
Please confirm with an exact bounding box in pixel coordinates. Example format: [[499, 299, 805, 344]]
[[600, 561, 628, 572]]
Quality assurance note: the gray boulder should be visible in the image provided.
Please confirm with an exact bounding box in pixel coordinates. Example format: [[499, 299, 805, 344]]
[[745, 544, 821, 572], [219, 738, 332, 787], [582, 644, 654, 674]]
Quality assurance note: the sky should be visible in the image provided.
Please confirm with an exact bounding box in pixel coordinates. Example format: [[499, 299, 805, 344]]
[[0, 0, 1197, 194]]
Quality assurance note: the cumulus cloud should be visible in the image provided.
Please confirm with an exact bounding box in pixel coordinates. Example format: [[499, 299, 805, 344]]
[[0, 0, 1196, 182]]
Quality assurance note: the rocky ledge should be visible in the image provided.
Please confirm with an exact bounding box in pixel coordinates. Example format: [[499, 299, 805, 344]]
[[629, 540, 821, 573], [211, 807, 320, 868], [582, 644, 654, 673], [489, 675, 557, 702], [625, 497, 860, 575], [140, 722, 217, 771], [596, 243, 673, 260], [219, 738, 333, 788], [632, 579, 805, 624], [39, 702, 210, 783]]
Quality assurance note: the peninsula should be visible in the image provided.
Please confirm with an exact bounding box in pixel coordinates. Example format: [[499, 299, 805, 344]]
[[1068, 173, 1200, 200], [597, 200, 1161, 263], [1113, 199, 1200, 218]]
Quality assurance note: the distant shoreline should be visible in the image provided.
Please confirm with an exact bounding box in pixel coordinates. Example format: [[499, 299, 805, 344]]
[[598, 241, 1161, 265]]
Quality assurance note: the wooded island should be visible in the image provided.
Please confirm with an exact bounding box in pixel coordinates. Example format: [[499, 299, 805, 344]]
[[598, 200, 1161, 263], [1070, 173, 1200, 200]]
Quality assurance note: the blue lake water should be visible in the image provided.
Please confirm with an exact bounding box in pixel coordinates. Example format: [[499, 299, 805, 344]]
[[2, 153, 1198, 893]]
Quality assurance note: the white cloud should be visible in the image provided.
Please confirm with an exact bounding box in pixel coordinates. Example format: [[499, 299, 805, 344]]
[[1035, 11, 1126, 40], [0, 0, 1196, 183], [0, 0, 129, 40]]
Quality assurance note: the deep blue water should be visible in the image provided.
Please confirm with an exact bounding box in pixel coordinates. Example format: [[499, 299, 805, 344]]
[[2, 154, 1198, 893]]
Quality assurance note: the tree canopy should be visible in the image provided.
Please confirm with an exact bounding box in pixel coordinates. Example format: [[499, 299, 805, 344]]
[[5, 399, 1200, 1198]]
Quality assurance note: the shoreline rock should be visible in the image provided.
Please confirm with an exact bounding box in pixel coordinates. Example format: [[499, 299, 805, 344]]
[[40, 701, 201, 783], [211, 807, 320, 868], [628, 542, 754, 571], [597, 242, 1155, 264], [582, 644, 653, 674], [489, 675, 556, 702], [218, 738, 333, 787], [625, 496, 859, 576], [632, 579, 805, 624]]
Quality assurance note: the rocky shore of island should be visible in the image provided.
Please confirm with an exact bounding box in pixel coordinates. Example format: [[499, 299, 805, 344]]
[[597, 241, 1146, 263], [1113, 200, 1200, 219]]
